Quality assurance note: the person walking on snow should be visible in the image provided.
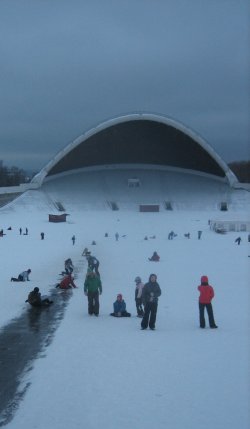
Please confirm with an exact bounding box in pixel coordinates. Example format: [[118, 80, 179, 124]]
[[72, 235, 76, 245], [134, 276, 144, 317], [235, 236, 242, 245], [141, 274, 161, 330], [198, 275, 218, 329], [84, 271, 102, 316]]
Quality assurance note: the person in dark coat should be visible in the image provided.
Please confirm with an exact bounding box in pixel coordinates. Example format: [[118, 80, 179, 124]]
[[84, 271, 102, 316], [87, 255, 100, 276], [235, 237, 242, 245], [148, 251, 160, 262], [110, 294, 131, 317], [141, 274, 161, 330], [26, 287, 53, 307], [198, 275, 218, 329]]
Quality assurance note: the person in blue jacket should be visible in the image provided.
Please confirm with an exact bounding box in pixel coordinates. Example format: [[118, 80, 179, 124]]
[[110, 294, 131, 317]]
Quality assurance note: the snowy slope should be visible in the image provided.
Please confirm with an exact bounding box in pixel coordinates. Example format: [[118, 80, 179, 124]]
[[0, 191, 249, 429]]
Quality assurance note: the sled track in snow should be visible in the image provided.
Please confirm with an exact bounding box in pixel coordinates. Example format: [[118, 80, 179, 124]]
[[0, 289, 72, 426]]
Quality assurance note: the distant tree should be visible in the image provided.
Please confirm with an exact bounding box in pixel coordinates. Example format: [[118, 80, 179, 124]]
[[0, 161, 27, 186], [228, 161, 250, 183]]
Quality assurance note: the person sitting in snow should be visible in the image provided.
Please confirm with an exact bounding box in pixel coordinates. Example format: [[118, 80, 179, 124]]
[[134, 276, 144, 317], [56, 273, 77, 289], [148, 251, 160, 262], [110, 294, 131, 317], [11, 269, 31, 282], [197, 275, 218, 329], [26, 287, 53, 307]]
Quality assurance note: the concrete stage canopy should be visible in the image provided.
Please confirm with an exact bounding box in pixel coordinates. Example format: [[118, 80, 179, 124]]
[[32, 113, 237, 187]]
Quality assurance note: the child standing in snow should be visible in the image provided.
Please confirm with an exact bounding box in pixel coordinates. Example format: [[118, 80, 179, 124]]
[[197, 275, 218, 329], [134, 276, 144, 317]]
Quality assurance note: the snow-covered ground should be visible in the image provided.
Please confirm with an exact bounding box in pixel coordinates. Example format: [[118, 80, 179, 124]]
[[0, 190, 249, 429]]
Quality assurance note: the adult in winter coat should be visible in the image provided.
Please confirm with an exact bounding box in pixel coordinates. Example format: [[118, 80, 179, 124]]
[[141, 274, 161, 330], [198, 275, 218, 329], [11, 269, 31, 282], [134, 276, 144, 317], [26, 287, 53, 307], [84, 271, 102, 316], [56, 274, 77, 289], [110, 294, 131, 317]]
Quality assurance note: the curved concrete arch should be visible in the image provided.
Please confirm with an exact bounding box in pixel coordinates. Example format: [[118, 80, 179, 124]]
[[32, 113, 237, 187]]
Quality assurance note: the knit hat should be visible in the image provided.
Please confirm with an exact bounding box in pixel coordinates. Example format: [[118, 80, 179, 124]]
[[34, 287, 39, 292], [201, 275, 208, 283], [117, 293, 123, 299]]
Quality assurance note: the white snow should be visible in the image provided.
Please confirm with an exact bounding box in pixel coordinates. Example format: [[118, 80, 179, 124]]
[[0, 189, 249, 429]]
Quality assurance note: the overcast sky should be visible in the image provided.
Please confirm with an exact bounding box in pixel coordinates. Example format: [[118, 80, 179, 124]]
[[0, 0, 249, 171]]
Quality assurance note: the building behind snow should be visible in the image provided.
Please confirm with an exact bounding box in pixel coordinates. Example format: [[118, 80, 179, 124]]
[[2, 113, 250, 212]]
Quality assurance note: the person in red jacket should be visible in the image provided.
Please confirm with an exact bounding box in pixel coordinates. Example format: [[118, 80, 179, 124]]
[[198, 275, 218, 329], [56, 274, 77, 289]]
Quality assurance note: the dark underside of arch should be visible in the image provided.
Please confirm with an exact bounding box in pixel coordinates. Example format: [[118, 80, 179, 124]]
[[47, 120, 225, 178]]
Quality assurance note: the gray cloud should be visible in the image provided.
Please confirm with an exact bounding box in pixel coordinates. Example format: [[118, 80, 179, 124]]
[[0, 0, 249, 170]]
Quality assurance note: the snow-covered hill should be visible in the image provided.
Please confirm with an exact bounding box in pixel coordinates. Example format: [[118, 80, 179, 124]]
[[0, 187, 249, 429]]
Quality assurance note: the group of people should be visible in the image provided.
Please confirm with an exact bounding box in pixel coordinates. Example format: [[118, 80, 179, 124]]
[[15, 252, 217, 331], [84, 269, 217, 331]]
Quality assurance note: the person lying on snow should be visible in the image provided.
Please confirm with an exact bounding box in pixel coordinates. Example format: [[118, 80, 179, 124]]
[[110, 294, 131, 317], [26, 287, 53, 307]]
